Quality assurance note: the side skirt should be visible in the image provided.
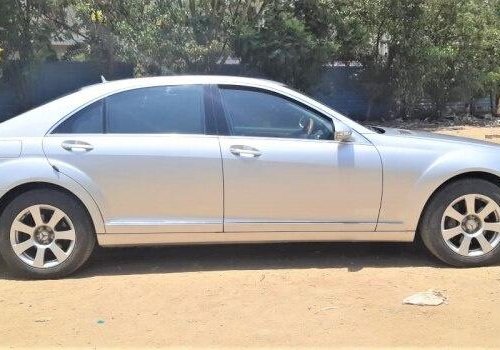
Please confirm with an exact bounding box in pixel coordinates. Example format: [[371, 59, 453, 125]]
[[97, 231, 415, 247]]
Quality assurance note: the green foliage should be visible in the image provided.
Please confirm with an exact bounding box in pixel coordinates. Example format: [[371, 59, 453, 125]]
[[0, 0, 70, 106], [1, 0, 499, 118], [234, 1, 337, 90], [322, 0, 500, 118], [64, 0, 258, 75], [419, 0, 500, 115]]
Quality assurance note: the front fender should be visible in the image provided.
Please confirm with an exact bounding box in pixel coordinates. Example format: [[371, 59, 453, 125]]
[[378, 144, 500, 232], [408, 149, 500, 229]]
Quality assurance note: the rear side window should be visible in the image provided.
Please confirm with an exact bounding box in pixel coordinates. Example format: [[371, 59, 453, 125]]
[[52, 100, 104, 134], [107, 85, 205, 134], [52, 85, 205, 134]]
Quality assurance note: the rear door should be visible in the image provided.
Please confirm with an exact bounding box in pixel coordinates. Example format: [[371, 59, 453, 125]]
[[43, 84, 223, 234], [214, 85, 382, 233]]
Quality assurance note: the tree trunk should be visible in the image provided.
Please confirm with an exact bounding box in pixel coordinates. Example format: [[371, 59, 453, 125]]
[[365, 96, 375, 121], [468, 98, 477, 117], [491, 90, 495, 116], [433, 99, 445, 119], [496, 93, 500, 117]]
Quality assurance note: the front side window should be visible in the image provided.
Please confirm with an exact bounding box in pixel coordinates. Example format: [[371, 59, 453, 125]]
[[219, 86, 334, 140], [52, 85, 205, 135]]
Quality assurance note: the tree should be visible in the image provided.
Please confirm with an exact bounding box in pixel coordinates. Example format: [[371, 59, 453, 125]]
[[0, 0, 69, 109], [329, 0, 500, 119], [419, 0, 500, 117], [234, 1, 337, 90], [63, 0, 261, 75], [1, 0, 499, 120], [325, 0, 397, 120]]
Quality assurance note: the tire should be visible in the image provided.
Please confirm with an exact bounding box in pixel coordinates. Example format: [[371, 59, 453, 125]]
[[420, 178, 500, 267], [0, 189, 95, 279]]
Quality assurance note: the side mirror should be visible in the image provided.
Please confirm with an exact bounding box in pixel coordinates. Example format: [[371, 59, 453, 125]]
[[334, 123, 353, 142]]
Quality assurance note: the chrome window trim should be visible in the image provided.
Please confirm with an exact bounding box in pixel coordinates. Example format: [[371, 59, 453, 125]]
[[45, 133, 220, 139], [212, 81, 342, 124], [217, 133, 370, 146], [215, 84, 334, 139], [213, 83, 371, 144], [46, 80, 372, 143], [47, 84, 209, 136]]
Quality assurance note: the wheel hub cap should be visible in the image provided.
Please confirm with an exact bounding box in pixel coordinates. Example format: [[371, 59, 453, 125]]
[[462, 215, 482, 234], [34, 226, 55, 245]]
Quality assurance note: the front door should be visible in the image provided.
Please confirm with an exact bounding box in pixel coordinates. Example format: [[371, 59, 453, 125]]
[[43, 84, 223, 234], [215, 85, 382, 232]]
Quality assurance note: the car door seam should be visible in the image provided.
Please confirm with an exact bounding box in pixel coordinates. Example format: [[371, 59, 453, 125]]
[[372, 144, 385, 232], [217, 136, 226, 233], [41, 137, 107, 232]]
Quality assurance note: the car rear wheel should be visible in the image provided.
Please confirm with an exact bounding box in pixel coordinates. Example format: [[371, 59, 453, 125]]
[[420, 178, 500, 267], [0, 189, 95, 279]]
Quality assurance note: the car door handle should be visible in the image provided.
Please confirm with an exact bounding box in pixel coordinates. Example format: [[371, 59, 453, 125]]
[[229, 145, 262, 158], [61, 140, 94, 153]]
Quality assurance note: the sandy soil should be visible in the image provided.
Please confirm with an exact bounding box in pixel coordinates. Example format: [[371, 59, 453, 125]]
[[1, 125, 500, 349], [435, 124, 500, 142]]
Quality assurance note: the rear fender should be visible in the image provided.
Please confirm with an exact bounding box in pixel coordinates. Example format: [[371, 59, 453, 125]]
[[0, 157, 106, 233]]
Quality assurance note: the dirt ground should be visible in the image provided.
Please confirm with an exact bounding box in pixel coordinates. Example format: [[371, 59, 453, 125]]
[[1, 125, 500, 349]]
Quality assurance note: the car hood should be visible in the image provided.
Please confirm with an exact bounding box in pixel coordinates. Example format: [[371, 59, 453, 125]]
[[372, 126, 500, 149]]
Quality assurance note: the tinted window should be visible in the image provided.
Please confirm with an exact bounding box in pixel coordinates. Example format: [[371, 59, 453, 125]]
[[219, 87, 333, 140], [106, 85, 205, 134], [53, 100, 104, 134]]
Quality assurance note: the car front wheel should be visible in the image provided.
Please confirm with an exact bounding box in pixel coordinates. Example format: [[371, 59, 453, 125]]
[[0, 189, 95, 279], [420, 178, 500, 267]]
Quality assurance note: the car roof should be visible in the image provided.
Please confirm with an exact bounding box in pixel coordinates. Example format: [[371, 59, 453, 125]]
[[80, 75, 286, 94]]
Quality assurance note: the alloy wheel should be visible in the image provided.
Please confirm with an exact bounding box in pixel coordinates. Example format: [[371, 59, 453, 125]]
[[441, 194, 500, 257], [9, 204, 76, 268]]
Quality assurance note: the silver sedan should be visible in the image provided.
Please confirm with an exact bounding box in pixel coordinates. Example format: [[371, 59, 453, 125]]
[[0, 75, 499, 278]]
